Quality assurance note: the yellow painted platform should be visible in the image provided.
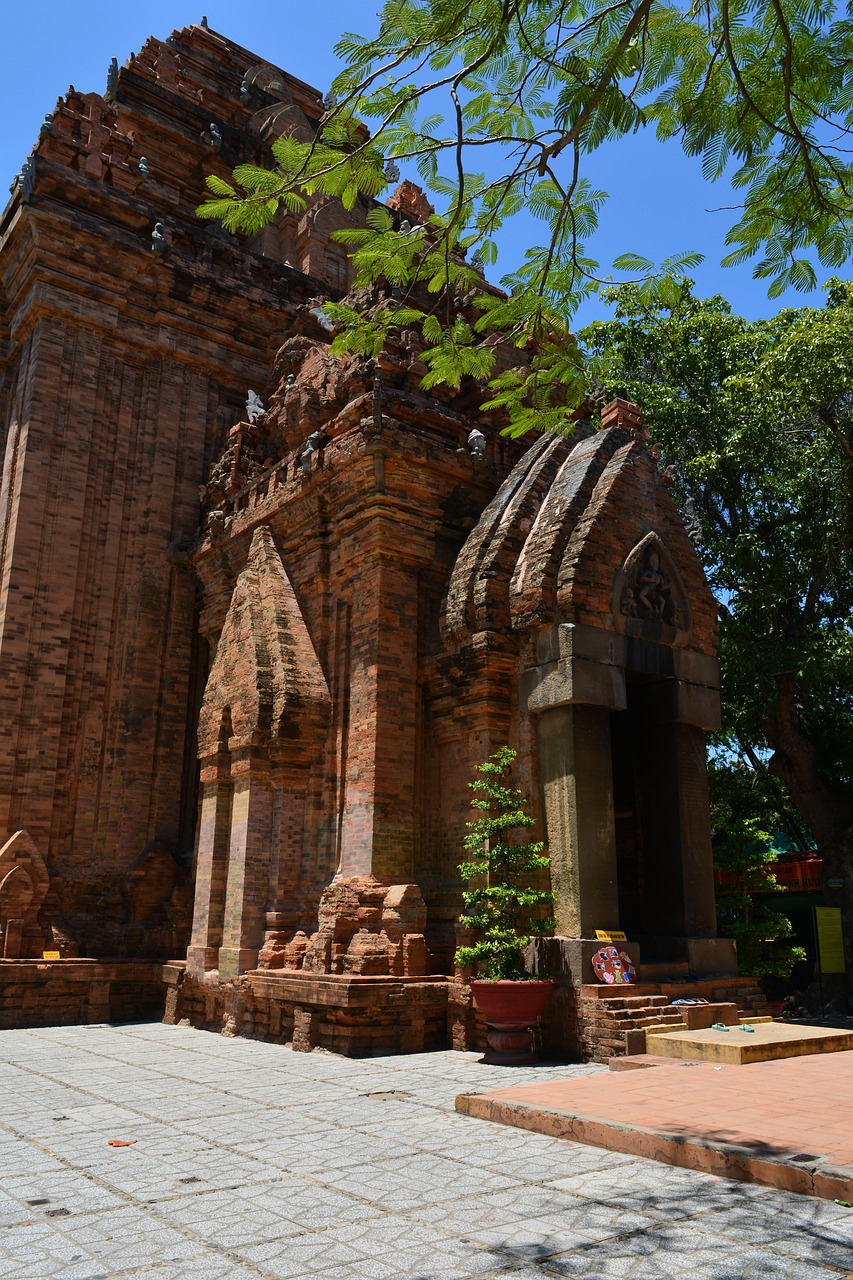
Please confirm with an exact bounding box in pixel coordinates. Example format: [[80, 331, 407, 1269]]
[[645, 1020, 853, 1065]]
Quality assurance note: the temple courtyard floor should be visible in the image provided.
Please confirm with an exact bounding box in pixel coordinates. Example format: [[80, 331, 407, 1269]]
[[0, 1023, 851, 1280]]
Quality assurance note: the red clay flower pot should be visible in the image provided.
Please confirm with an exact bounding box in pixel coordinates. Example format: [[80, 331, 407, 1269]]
[[470, 979, 554, 1065]]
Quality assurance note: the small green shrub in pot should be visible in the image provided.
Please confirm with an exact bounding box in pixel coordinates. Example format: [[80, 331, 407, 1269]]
[[455, 746, 555, 980]]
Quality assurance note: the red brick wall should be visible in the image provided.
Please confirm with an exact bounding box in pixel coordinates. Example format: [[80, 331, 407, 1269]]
[[0, 960, 167, 1029]]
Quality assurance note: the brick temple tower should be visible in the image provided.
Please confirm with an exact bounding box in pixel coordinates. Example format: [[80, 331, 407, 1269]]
[[0, 24, 768, 1049]]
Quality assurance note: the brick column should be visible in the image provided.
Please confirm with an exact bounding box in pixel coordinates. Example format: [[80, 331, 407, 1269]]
[[218, 751, 273, 979], [338, 559, 419, 882], [266, 762, 309, 929], [186, 748, 232, 975]]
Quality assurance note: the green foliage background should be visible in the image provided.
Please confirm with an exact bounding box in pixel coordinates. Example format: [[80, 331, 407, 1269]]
[[200, 0, 853, 434], [708, 758, 806, 980]]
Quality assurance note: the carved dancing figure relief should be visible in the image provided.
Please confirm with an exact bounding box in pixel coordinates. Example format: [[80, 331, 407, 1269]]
[[623, 548, 674, 622], [614, 532, 691, 636]]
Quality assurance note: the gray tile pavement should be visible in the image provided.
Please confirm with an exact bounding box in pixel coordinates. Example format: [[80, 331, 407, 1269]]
[[0, 1022, 849, 1279]]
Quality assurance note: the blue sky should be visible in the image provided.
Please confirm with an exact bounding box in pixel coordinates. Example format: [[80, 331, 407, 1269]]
[[0, 1, 832, 323]]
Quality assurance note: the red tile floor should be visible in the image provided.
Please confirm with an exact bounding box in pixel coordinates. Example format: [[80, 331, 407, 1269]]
[[458, 1050, 853, 1201]]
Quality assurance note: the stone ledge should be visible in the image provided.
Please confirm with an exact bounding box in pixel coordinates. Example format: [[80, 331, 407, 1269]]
[[457, 1092, 853, 1201], [0, 959, 169, 1028], [168, 967, 453, 1056], [456, 1054, 853, 1201]]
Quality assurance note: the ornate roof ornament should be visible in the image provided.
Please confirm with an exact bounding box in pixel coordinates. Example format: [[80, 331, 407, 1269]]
[[106, 56, 119, 99], [11, 155, 36, 202], [681, 496, 704, 548], [246, 390, 265, 423]]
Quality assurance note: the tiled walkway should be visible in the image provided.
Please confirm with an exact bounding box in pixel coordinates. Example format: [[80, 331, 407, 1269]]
[[0, 1023, 850, 1279]]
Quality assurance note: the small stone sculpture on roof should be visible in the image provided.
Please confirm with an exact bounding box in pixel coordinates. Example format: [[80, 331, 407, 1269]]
[[151, 222, 167, 254], [467, 428, 487, 462], [246, 390, 265, 423]]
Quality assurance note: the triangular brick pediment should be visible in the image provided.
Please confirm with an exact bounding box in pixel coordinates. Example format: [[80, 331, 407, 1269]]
[[198, 525, 329, 755], [556, 442, 716, 653]]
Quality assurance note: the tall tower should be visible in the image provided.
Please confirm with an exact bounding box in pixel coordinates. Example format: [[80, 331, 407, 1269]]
[[0, 24, 352, 956]]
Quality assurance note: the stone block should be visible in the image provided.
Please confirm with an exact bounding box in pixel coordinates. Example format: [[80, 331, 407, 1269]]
[[682, 1002, 738, 1029], [686, 937, 738, 976], [520, 656, 627, 712], [646, 1021, 853, 1064], [624, 1028, 646, 1055], [292, 1005, 320, 1052], [527, 936, 641, 987]]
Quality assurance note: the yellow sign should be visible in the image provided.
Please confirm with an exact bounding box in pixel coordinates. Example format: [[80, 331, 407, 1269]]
[[595, 929, 627, 942], [815, 907, 846, 974], [42, 950, 61, 960]]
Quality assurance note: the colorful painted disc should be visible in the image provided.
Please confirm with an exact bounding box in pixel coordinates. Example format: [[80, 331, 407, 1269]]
[[591, 946, 636, 984]]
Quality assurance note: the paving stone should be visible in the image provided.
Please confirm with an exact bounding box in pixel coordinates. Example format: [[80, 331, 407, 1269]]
[[120, 1265, 263, 1280], [465, 1204, 660, 1258], [0, 1023, 846, 1280], [541, 1226, 843, 1278]]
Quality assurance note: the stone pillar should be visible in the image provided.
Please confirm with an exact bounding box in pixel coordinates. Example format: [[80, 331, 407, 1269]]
[[218, 751, 273, 979], [537, 703, 620, 937], [674, 723, 718, 937], [186, 748, 232, 975]]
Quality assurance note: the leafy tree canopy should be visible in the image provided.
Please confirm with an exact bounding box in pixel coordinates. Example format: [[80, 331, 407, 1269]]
[[581, 278, 853, 879], [200, 0, 853, 429]]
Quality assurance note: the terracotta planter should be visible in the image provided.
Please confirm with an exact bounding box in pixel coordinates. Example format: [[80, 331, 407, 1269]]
[[470, 979, 554, 1065]]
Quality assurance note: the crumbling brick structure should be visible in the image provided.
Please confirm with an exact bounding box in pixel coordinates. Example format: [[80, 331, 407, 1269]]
[[0, 23, 766, 1052]]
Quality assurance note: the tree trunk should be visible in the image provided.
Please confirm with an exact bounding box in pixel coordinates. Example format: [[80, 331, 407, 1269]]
[[766, 676, 853, 991]]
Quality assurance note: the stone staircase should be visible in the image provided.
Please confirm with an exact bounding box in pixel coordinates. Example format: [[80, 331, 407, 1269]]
[[573, 979, 773, 1062]]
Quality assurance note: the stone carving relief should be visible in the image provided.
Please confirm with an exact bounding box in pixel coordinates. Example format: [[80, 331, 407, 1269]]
[[622, 548, 674, 623], [613, 532, 691, 640]]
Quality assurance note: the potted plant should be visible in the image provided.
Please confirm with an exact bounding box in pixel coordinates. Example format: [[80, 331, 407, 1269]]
[[455, 747, 555, 1064]]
